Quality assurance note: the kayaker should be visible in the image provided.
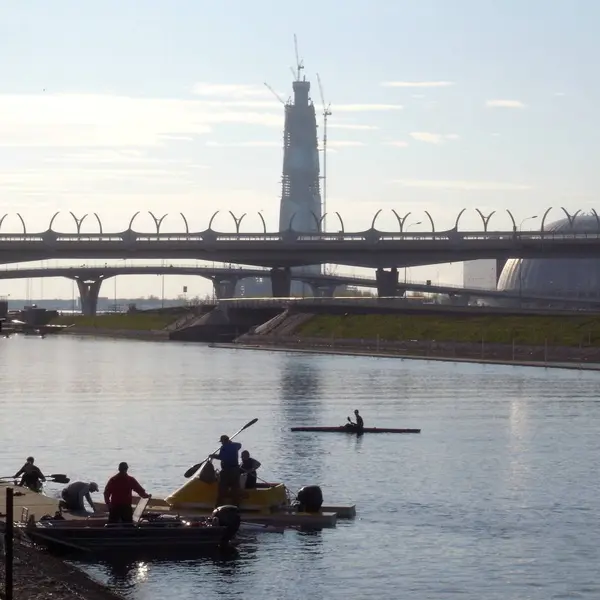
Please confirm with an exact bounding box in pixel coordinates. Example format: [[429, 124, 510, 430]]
[[210, 435, 242, 507], [345, 410, 364, 433], [59, 481, 99, 513], [240, 450, 261, 489], [14, 456, 46, 492], [103, 462, 151, 524]]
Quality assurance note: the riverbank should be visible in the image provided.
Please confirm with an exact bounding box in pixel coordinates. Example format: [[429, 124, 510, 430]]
[[221, 340, 600, 371], [231, 308, 600, 370], [0, 540, 124, 600], [51, 310, 191, 342]]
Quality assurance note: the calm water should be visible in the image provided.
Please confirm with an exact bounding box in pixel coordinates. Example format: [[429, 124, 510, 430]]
[[2, 335, 600, 599]]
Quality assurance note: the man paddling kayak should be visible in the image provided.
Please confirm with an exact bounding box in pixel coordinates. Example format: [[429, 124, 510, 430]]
[[345, 410, 364, 434]]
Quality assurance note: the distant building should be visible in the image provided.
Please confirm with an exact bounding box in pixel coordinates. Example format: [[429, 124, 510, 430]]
[[463, 260, 497, 290], [497, 214, 600, 303], [239, 65, 323, 297]]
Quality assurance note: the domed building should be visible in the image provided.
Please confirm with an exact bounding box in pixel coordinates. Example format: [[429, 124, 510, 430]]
[[497, 213, 600, 303]]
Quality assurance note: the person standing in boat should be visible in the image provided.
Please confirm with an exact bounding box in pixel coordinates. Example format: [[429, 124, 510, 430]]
[[345, 410, 364, 433], [103, 462, 151, 524], [210, 435, 242, 507], [239, 450, 261, 489], [14, 456, 46, 492]]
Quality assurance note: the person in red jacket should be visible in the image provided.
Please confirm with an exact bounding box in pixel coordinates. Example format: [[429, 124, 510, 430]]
[[103, 462, 150, 524]]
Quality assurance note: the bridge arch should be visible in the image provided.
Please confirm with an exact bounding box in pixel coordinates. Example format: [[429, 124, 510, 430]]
[[454, 208, 467, 231], [0, 213, 27, 234], [540, 207, 553, 232], [475, 209, 496, 232], [287, 210, 321, 232], [317, 212, 344, 233], [561, 206, 581, 229], [148, 212, 168, 234], [591, 209, 600, 231]]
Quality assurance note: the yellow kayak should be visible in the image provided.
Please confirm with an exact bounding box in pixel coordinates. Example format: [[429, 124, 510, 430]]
[[165, 463, 288, 512]]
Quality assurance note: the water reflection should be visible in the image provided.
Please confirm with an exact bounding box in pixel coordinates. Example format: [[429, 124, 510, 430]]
[[276, 358, 323, 487]]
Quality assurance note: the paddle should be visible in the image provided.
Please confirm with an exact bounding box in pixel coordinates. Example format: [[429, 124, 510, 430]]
[[0, 473, 70, 484], [184, 418, 258, 478]]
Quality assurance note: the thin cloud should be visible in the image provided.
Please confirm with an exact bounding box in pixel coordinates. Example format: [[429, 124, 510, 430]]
[[328, 141, 365, 148], [485, 99, 526, 109], [0, 92, 284, 147], [392, 179, 532, 191], [329, 124, 379, 130], [384, 141, 409, 147], [409, 132, 459, 144], [381, 81, 455, 88], [330, 104, 403, 112], [205, 141, 279, 148], [192, 83, 279, 99]]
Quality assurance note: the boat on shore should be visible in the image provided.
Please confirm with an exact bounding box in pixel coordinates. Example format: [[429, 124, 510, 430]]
[[290, 426, 421, 434], [19, 500, 241, 557]]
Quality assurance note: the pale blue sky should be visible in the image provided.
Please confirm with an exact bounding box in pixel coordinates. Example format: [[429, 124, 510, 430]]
[[0, 0, 597, 299]]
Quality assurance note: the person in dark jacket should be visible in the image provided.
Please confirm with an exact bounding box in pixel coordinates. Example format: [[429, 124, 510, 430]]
[[345, 410, 364, 433], [103, 462, 150, 524], [240, 450, 261, 489], [60, 481, 99, 512], [210, 435, 242, 507], [14, 457, 46, 492]]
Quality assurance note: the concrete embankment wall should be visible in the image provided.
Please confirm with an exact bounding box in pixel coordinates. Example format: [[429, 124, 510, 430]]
[[169, 305, 283, 342], [64, 327, 171, 341]]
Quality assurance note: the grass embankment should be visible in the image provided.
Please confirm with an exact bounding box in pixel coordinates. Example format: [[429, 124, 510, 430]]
[[51, 312, 178, 330], [297, 313, 600, 347]]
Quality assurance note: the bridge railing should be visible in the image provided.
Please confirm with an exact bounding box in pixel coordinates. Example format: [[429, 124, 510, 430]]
[[2, 229, 600, 244]]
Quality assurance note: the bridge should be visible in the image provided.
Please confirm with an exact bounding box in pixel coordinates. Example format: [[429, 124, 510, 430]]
[[1, 207, 599, 303], [3, 264, 600, 316]]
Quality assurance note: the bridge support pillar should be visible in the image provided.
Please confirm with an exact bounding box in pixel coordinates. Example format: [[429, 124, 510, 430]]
[[309, 283, 338, 298], [73, 277, 104, 316], [212, 276, 239, 299], [496, 258, 507, 285], [375, 267, 399, 297], [270, 267, 292, 298], [448, 293, 470, 306]]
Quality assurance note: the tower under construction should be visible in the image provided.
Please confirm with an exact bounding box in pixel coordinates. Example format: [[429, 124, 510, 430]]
[[278, 75, 322, 237]]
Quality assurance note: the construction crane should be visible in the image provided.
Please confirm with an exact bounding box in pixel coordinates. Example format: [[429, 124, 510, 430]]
[[317, 73, 332, 233], [293, 34, 304, 81], [264, 82, 285, 105]]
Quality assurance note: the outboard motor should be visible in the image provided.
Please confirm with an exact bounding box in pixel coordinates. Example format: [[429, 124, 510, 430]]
[[296, 486, 324, 513], [212, 505, 241, 541]]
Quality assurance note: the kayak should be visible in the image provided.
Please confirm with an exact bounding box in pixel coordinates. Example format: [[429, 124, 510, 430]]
[[290, 426, 421, 434]]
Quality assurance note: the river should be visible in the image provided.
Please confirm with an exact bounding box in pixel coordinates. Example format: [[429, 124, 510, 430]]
[[2, 334, 600, 599]]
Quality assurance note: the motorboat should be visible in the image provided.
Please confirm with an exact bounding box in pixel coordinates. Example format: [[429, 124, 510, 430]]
[[19, 499, 241, 557], [165, 462, 289, 512]]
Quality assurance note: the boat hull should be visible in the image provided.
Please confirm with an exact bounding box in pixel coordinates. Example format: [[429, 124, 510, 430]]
[[290, 426, 421, 434], [21, 518, 231, 557], [165, 479, 288, 512]]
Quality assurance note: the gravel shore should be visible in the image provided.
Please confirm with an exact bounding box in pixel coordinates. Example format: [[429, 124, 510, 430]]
[[0, 539, 124, 600]]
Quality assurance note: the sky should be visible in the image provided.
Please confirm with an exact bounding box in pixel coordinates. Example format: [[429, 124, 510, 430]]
[[0, 0, 598, 300]]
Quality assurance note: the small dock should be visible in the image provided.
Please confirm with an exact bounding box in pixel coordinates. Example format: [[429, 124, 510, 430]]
[[0, 484, 355, 529]]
